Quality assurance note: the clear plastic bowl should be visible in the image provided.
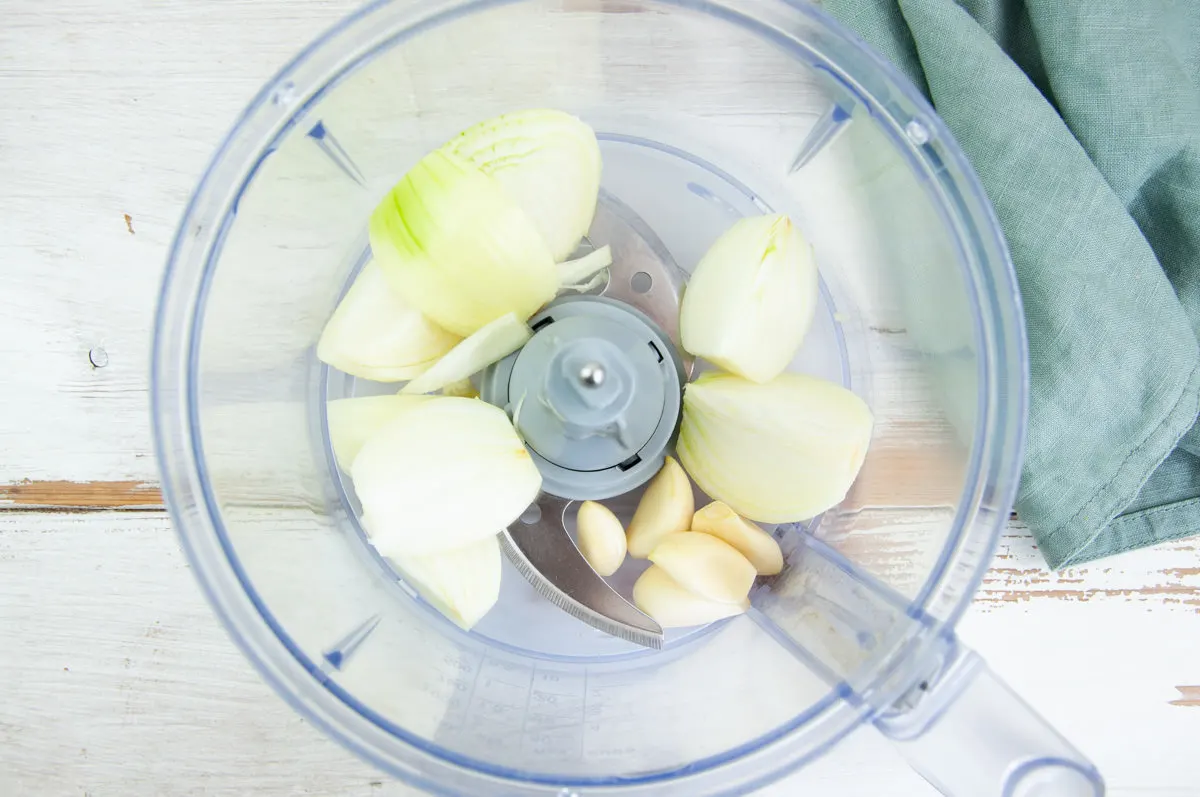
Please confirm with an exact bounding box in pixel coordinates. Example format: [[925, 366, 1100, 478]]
[[152, 1, 1102, 795]]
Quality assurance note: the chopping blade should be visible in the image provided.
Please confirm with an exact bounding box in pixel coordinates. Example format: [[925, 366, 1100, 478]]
[[487, 192, 691, 650], [502, 496, 664, 649]]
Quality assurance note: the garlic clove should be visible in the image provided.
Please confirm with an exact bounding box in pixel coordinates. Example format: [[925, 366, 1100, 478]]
[[390, 534, 501, 630], [327, 394, 433, 472], [691, 501, 784, 575], [679, 214, 817, 383], [575, 500, 627, 577], [626, 456, 695, 558], [678, 371, 873, 523], [647, 531, 757, 605], [632, 565, 748, 628], [353, 397, 542, 556]]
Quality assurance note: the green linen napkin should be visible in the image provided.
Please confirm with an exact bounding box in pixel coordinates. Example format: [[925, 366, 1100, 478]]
[[822, 0, 1200, 568]]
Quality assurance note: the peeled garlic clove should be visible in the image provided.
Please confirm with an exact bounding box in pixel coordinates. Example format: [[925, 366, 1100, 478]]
[[575, 500, 627, 577], [679, 214, 817, 383], [317, 262, 462, 381], [678, 371, 873, 523], [626, 456, 694, 558], [648, 531, 757, 605], [447, 109, 602, 261], [390, 534, 501, 630], [327, 394, 433, 472], [633, 565, 748, 628], [691, 501, 784, 576], [370, 148, 558, 337], [401, 312, 531, 395], [353, 397, 542, 556]]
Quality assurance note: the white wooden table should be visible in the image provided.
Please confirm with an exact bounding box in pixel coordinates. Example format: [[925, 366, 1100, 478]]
[[1, 1, 1197, 795]]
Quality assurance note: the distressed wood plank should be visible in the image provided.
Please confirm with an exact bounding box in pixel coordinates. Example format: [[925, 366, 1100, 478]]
[[0, 512, 421, 797], [2, 0, 1197, 794], [0, 0, 364, 485], [976, 530, 1200, 612], [1170, 686, 1200, 708], [1, 512, 1198, 796], [0, 480, 164, 510]]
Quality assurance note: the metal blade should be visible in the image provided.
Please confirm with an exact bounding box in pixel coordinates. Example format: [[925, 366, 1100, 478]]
[[501, 495, 664, 649]]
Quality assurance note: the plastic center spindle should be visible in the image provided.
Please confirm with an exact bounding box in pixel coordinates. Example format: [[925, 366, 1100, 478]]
[[480, 296, 685, 500], [542, 340, 635, 448], [579, 362, 605, 388]]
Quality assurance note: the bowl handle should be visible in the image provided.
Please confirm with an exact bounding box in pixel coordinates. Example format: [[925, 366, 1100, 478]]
[[875, 638, 1105, 796]]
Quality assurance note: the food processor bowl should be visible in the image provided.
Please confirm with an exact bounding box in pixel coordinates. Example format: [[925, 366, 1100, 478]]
[[152, 1, 1103, 794]]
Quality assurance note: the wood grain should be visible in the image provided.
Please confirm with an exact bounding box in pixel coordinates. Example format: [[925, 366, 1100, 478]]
[[0, 0, 363, 487], [976, 533, 1200, 612], [1, 512, 1198, 797], [0, 512, 422, 797], [1170, 686, 1200, 708], [1, 0, 1198, 794], [0, 480, 164, 510]]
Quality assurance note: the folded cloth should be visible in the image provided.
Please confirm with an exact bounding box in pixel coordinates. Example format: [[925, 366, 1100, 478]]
[[823, 0, 1200, 568]]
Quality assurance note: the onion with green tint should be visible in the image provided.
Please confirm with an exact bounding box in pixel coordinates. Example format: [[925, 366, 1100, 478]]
[[317, 262, 461, 382], [369, 148, 558, 338], [446, 109, 602, 261], [323, 110, 603, 379]]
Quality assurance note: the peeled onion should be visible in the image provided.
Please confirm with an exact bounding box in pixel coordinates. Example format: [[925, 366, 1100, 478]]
[[317, 262, 461, 381], [401, 312, 531, 395], [352, 397, 542, 556], [390, 534, 501, 630], [446, 109, 601, 261], [369, 149, 558, 337], [678, 371, 873, 523], [327, 394, 432, 472], [680, 214, 817, 383]]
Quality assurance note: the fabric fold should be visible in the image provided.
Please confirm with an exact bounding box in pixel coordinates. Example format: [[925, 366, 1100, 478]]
[[824, 0, 1200, 568]]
